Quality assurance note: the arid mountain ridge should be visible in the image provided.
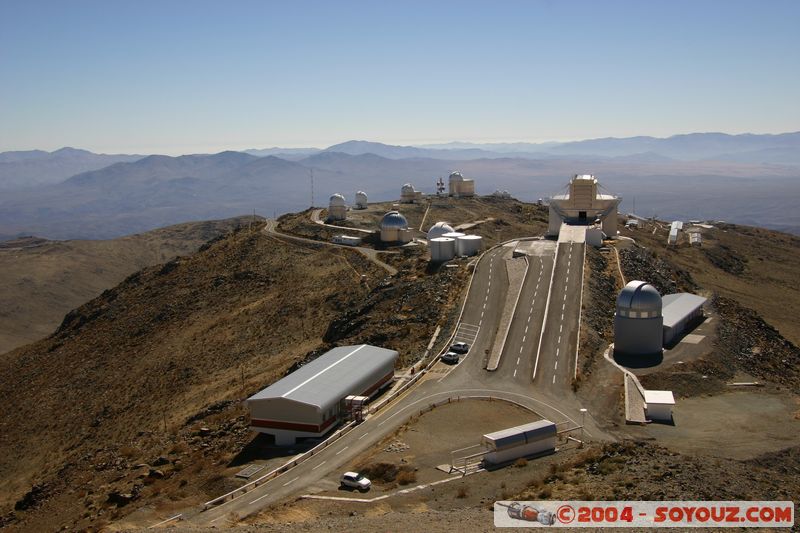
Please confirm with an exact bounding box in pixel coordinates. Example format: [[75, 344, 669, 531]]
[[0, 198, 798, 531], [2, 132, 800, 241]]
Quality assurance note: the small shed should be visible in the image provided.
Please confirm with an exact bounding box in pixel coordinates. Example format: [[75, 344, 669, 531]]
[[644, 390, 675, 421], [662, 293, 707, 345], [482, 419, 556, 465], [332, 235, 362, 246]]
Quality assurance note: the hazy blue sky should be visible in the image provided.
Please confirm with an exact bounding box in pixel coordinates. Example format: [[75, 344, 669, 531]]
[[1, 0, 798, 154]]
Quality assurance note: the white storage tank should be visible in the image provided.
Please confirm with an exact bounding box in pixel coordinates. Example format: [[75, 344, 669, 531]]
[[430, 237, 456, 262], [441, 231, 465, 240], [456, 235, 482, 257]]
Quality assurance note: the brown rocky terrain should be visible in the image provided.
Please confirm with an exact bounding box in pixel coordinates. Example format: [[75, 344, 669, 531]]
[[2, 202, 800, 532], [0, 199, 511, 531], [0, 216, 257, 355]]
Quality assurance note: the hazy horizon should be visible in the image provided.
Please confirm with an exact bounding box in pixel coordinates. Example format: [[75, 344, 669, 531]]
[[2, 0, 799, 155]]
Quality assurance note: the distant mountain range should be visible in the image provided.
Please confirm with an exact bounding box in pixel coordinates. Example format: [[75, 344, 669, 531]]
[[0, 147, 143, 190], [1, 132, 799, 239], [242, 132, 800, 165]]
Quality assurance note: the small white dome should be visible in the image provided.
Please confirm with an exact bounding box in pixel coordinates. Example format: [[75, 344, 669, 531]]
[[427, 221, 455, 240], [355, 190, 368, 201], [401, 183, 415, 193], [380, 210, 408, 230], [449, 171, 464, 182], [329, 193, 346, 207], [617, 281, 662, 316]]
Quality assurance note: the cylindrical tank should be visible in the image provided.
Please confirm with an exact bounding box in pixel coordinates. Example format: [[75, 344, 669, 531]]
[[441, 231, 465, 239], [456, 235, 482, 257], [430, 237, 456, 262]]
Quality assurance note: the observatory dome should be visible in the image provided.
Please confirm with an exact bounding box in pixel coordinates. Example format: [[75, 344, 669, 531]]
[[355, 190, 368, 202], [449, 171, 464, 182], [380, 211, 408, 230], [329, 193, 346, 207], [427, 222, 455, 240], [401, 183, 415, 194], [616, 281, 662, 318]]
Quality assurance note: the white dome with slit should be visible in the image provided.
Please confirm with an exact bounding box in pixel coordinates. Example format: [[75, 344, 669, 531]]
[[380, 211, 408, 230], [329, 193, 346, 207], [427, 221, 455, 240]]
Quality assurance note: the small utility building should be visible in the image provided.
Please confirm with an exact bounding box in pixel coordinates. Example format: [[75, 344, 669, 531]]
[[247, 345, 398, 445], [662, 293, 707, 345], [482, 420, 557, 465], [643, 390, 675, 421]]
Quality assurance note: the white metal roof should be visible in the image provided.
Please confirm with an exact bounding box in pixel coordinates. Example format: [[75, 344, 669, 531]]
[[662, 293, 707, 329], [247, 345, 398, 410], [643, 390, 675, 405], [483, 419, 556, 451]]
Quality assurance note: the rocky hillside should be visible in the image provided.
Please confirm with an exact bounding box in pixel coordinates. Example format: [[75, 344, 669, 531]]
[[0, 216, 258, 355], [0, 211, 482, 531]]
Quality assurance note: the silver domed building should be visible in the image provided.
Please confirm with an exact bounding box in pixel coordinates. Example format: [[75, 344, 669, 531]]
[[448, 171, 475, 198], [614, 280, 663, 356], [400, 183, 423, 203], [355, 191, 368, 209], [380, 211, 412, 243], [426, 221, 455, 241], [328, 193, 347, 221]]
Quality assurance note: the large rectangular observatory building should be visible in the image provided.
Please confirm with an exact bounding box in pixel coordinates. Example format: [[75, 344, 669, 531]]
[[247, 345, 398, 445]]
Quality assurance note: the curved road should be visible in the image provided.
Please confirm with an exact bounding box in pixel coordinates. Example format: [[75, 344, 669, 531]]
[[191, 231, 603, 525]]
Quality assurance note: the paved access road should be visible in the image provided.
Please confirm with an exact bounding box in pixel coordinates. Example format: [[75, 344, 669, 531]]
[[492, 242, 555, 385], [191, 235, 601, 526], [534, 240, 585, 394]]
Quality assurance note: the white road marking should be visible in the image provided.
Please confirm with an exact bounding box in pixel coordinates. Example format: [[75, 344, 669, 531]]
[[558, 335, 561, 344], [519, 346, 523, 353], [250, 492, 271, 505], [483, 303, 486, 309], [561, 313, 564, 321], [335, 446, 349, 455], [210, 515, 227, 524], [525, 325, 529, 333], [552, 375, 556, 384], [556, 348, 560, 356], [358, 433, 369, 440], [563, 293, 567, 301], [513, 369, 517, 377], [560, 324, 563, 333], [282, 476, 299, 486], [522, 335, 526, 343], [554, 361, 558, 370], [312, 461, 327, 470], [517, 357, 520, 365]]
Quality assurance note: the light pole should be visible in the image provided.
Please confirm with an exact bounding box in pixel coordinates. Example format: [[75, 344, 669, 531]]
[[579, 408, 587, 448]]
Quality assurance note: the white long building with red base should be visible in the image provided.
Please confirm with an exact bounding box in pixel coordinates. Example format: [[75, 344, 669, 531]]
[[246, 345, 398, 445]]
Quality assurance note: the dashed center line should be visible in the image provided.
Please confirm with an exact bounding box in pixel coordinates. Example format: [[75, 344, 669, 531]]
[[552, 375, 556, 384], [554, 361, 558, 370], [335, 446, 349, 455], [358, 433, 369, 440], [249, 492, 271, 505], [312, 461, 327, 470], [513, 369, 517, 377], [517, 357, 520, 365], [283, 476, 299, 487]]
